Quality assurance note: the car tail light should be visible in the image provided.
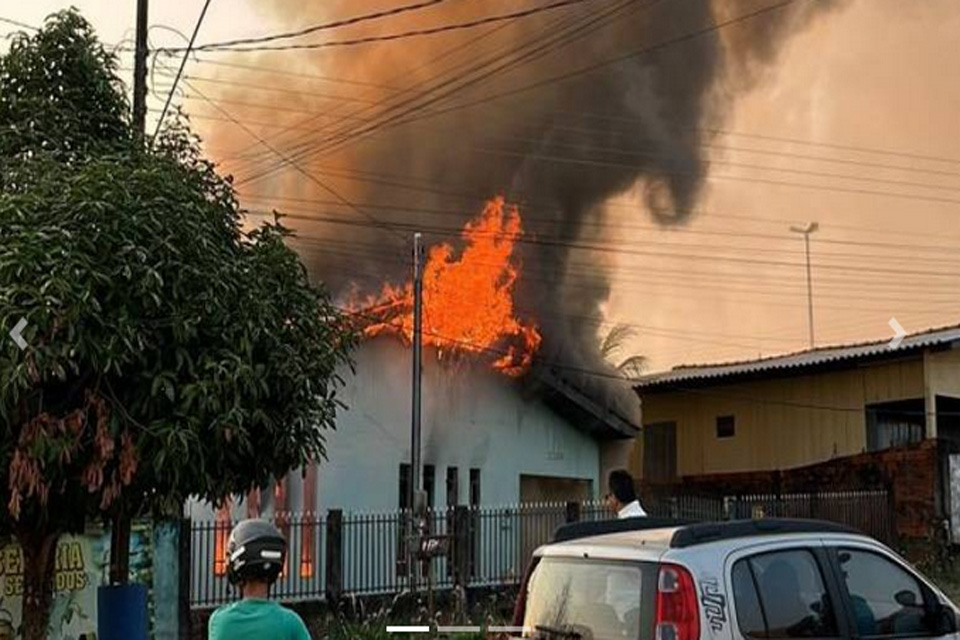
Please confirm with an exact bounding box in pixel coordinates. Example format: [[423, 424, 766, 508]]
[[656, 564, 700, 640]]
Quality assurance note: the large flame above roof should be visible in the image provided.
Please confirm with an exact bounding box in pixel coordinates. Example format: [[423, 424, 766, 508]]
[[357, 196, 541, 376]]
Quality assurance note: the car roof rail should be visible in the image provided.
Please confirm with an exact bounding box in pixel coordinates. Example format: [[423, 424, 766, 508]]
[[551, 517, 862, 547], [552, 517, 691, 543], [669, 518, 860, 548]]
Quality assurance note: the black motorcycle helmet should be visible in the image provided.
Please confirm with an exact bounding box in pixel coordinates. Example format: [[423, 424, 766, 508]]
[[226, 519, 287, 586]]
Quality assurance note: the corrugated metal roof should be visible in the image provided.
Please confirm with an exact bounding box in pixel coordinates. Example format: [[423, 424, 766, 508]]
[[634, 322, 960, 391]]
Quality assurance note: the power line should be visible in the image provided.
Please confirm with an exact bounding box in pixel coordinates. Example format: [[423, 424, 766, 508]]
[[525, 107, 960, 169], [179, 51, 960, 174], [186, 0, 594, 54], [249, 0, 652, 181], [218, 106, 960, 181], [466, 146, 960, 207], [184, 57, 410, 92], [699, 126, 960, 168], [238, 180, 956, 272], [0, 16, 38, 31], [180, 74, 381, 104], [171, 0, 452, 53], [172, 3, 616, 181], [245, 200, 960, 274], [467, 117, 960, 181], [292, 234, 960, 304], [207, 132, 960, 245], [260, 208, 960, 279], [205, 7, 521, 179], [340, 305, 960, 410], [175, 75, 409, 245], [152, 0, 213, 141], [277, 225, 960, 310], [237, 191, 960, 257], [233, 0, 648, 185], [285, 0, 803, 167]]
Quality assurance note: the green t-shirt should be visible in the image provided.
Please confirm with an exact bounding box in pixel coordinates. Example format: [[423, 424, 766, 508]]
[[209, 599, 311, 640]]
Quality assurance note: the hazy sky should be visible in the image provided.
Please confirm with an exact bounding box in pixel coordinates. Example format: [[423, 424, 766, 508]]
[[4, 0, 959, 373]]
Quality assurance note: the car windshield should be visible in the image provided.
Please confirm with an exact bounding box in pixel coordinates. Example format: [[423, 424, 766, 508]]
[[523, 557, 653, 640]]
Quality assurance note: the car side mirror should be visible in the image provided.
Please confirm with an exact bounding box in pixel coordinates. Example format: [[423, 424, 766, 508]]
[[924, 600, 958, 636]]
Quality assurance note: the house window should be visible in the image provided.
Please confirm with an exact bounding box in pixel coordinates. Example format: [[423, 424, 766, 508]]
[[423, 464, 436, 508], [299, 464, 318, 578], [866, 399, 925, 452], [446, 467, 459, 506], [717, 415, 736, 439], [469, 469, 481, 506], [468, 469, 481, 578], [399, 463, 411, 510], [213, 498, 232, 577]]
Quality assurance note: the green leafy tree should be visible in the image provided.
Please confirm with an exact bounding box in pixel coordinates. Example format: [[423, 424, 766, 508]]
[[0, 12, 355, 640]]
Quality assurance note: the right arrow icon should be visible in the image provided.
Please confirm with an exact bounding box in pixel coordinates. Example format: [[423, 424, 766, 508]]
[[888, 317, 906, 349]]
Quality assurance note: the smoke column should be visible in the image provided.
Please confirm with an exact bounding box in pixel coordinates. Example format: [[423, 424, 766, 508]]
[[218, 0, 843, 382]]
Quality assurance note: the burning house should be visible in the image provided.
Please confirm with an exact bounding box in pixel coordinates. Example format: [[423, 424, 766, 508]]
[[187, 198, 639, 522]]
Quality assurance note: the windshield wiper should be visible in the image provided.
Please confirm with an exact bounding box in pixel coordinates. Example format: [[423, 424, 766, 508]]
[[535, 624, 584, 640]]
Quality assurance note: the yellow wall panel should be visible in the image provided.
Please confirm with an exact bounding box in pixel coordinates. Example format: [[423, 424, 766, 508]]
[[633, 355, 927, 478]]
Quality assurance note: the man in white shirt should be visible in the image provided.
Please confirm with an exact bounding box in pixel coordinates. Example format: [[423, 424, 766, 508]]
[[605, 469, 647, 518]]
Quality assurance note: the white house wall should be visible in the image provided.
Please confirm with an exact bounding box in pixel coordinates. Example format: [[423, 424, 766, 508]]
[[186, 338, 602, 521], [319, 338, 600, 512]]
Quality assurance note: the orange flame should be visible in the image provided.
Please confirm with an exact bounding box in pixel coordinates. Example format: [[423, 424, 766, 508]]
[[358, 197, 541, 376]]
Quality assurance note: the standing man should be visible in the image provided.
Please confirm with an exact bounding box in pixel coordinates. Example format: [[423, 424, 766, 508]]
[[209, 519, 311, 640], [605, 469, 647, 518]]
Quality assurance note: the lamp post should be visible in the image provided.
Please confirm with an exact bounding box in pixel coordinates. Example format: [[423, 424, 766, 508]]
[[790, 222, 819, 348]]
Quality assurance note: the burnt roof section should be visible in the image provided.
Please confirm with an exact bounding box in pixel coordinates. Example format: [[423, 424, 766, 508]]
[[533, 367, 640, 440], [634, 322, 960, 394]]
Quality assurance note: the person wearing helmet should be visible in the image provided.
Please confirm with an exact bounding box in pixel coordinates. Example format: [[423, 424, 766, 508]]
[[208, 519, 311, 640]]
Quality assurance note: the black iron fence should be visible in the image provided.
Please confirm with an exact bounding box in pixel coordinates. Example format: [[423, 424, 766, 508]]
[[189, 489, 894, 608]]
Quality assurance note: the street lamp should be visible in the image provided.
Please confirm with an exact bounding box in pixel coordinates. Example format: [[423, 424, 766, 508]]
[[790, 222, 819, 348]]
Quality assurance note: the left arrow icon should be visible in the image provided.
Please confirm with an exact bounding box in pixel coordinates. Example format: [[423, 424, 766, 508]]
[[9, 317, 27, 350]]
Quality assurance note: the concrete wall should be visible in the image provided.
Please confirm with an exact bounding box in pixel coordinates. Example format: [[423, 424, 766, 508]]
[[632, 356, 927, 478]]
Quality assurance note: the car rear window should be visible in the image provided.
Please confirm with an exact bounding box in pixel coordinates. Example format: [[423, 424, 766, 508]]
[[522, 557, 656, 640]]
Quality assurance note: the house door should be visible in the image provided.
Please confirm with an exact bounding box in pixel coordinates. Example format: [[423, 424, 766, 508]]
[[643, 422, 677, 484]]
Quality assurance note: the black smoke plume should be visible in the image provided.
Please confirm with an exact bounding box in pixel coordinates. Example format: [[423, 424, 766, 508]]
[[230, 0, 841, 399]]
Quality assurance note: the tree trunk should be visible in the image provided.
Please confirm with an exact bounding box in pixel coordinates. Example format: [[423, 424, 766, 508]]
[[109, 510, 131, 584], [20, 530, 59, 640]]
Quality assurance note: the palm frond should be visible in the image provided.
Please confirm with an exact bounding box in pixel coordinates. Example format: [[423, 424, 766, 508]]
[[600, 324, 637, 360]]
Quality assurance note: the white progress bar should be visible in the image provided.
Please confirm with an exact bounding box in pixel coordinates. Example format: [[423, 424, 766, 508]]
[[387, 625, 531, 634]]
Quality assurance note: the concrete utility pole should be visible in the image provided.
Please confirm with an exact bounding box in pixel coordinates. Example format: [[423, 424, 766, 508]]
[[409, 232, 426, 592], [790, 222, 819, 348], [132, 0, 149, 138]]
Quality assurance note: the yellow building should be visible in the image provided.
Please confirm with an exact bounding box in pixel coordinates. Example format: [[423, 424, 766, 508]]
[[631, 324, 960, 483]]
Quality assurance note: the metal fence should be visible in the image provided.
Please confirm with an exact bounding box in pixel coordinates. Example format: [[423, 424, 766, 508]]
[[189, 489, 894, 608], [644, 489, 896, 545]]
